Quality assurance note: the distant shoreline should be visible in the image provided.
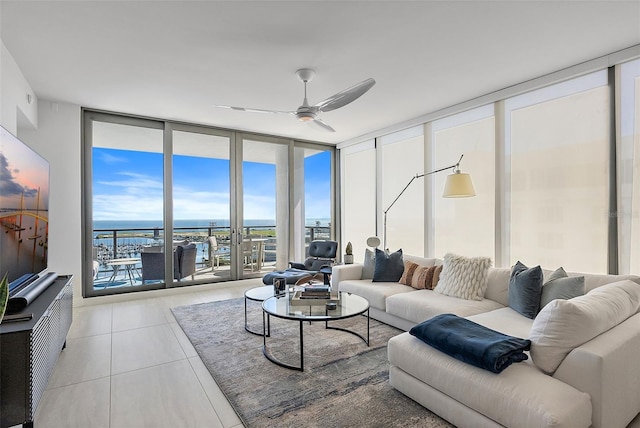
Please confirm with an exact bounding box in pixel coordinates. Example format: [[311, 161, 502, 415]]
[[93, 218, 331, 229]]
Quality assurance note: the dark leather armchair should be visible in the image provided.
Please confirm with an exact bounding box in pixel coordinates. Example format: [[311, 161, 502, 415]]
[[288, 240, 338, 271], [262, 240, 338, 286], [141, 243, 197, 283]]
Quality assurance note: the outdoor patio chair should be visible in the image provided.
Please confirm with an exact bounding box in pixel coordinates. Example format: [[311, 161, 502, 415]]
[[208, 236, 223, 270], [141, 243, 197, 283]]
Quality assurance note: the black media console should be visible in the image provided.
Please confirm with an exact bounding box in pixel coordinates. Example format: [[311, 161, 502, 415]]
[[0, 275, 73, 428]]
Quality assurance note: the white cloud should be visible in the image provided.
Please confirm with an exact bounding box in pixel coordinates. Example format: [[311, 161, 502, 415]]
[[98, 152, 129, 164]]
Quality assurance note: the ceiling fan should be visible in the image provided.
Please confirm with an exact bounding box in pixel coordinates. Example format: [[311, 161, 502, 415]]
[[215, 68, 376, 132]]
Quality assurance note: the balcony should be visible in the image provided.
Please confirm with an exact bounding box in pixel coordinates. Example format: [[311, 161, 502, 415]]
[[91, 225, 331, 290]]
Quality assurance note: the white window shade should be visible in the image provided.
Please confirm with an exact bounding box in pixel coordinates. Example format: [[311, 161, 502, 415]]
[[619, 59, 640, 274], [508, 78, 609, 273], [432, 113, 495, 260], [342, 141, 376, 262], [381, 129, 424, 255]]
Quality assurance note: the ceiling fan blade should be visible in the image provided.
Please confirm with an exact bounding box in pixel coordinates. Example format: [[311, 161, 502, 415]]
[[313, 78, 376, 113], [308, 117, 336, 132], [214, 105, 293, 115]]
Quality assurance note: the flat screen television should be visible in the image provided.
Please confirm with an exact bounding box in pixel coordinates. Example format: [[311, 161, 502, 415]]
[[0, 125, 50, 294]]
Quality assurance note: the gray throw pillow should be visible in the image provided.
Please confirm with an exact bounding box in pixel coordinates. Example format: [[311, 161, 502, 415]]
[[540, 267, 585, 309], [362, 248, 376, 280], [508, 261, 543, 319], [372, 248, 404, 282]]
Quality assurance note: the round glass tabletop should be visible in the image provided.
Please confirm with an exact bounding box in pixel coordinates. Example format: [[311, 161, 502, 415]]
[[262, 292, 369, 321], [244, 285, 275, 302]]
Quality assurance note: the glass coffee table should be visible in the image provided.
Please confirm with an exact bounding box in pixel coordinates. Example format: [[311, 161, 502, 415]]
[[261, 292, 370, 371]]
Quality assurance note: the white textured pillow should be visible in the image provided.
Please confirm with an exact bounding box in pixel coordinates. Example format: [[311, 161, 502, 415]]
[[434, 253, 492, 301], [530, 279, 640, 374]]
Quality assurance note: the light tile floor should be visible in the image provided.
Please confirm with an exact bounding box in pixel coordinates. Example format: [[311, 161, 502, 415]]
[[31, 279, 264, 428], [27, 277, 640, 428]]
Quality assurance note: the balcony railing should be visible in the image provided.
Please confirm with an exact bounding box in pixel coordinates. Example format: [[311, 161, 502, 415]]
[[92, 225, 331, 279]]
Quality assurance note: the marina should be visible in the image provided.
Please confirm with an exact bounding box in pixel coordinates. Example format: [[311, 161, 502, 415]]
[[91, 221, 330, 289]]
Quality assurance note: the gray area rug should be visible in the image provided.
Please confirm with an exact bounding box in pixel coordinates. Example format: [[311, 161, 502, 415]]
[[172, 297, 452, 428]]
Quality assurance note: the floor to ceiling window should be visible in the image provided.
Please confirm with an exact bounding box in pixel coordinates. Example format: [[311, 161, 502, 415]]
[[241, 136, 289, 275], [381, 126, 424, 256], [340, 61, 633, 273], [429, 105, 495, 259], [340, 140, 376, 262], [293, 144, 333, 262], [89, 116, 165, 293], [83, 112, 333, 297], [620, 58, 640, 274], [172, 126, 232, 283], [506, 70, 610, 273]]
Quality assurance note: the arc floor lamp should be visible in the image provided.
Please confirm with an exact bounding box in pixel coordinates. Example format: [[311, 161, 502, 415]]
[[383, 154, 476, 250]]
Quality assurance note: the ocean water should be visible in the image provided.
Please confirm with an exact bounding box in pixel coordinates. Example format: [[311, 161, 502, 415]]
[[93, 218, 331, 232]]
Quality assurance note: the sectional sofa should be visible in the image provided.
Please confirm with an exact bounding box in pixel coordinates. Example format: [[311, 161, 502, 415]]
[[332, 255, 640, 428]]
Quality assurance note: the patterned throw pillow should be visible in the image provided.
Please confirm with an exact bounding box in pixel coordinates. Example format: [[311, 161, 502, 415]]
[[400, 263, 439, 289], [399, 260, 419, 285], [432, 264, 443, 289], [434, 253, 492, 301], [411, 265, 436, 290]]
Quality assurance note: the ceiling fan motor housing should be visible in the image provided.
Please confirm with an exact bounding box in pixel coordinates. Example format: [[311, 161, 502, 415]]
[[296, 105, 317, 122]]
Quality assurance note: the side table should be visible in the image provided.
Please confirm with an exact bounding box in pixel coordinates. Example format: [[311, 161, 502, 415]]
[[244, 285, 274, 336]]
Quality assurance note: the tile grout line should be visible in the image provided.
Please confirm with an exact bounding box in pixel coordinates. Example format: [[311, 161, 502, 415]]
[[185, 356, 235, 428], [108, 303, 114, 428]]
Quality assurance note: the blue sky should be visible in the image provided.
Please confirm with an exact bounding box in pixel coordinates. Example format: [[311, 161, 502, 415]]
[[92, 148, 330, 222]]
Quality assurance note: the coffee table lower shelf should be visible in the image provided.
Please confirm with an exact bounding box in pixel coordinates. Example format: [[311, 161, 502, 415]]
[[261, 293, 370, 371]]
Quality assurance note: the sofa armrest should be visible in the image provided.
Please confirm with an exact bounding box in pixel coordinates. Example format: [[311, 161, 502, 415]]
[[332, 264, 364, 286], [553, 312, 640, 428]]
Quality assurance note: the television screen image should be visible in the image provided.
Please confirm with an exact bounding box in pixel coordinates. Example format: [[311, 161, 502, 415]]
[[0, 126, 50, 287]]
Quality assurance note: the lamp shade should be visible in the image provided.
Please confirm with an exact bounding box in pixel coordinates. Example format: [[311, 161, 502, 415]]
[[366, 236, 381, 248], [443, 171, 475, 198]]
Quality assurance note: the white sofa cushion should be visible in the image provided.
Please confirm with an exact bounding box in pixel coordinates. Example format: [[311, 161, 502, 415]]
[[484, 267, 511, 306], [530, 279, 640, 374], [386, 289, 504, 324], [467, 307, 533, 339], [338, 279, 413, 311], [560, 271, 640, 293], [403, 255, 439, 267], [434, 253, 492, 301], [552, 313, 640, 428]]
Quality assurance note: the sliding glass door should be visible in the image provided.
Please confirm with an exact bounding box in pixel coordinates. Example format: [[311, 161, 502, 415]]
[[239, 135, 289, 279], [171, 126, 234, 283], [88, 114, 165, 292], [293, 144, 334, 263]]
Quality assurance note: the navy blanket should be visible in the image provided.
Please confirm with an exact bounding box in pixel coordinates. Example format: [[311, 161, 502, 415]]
[[409, 313, 531, 374]]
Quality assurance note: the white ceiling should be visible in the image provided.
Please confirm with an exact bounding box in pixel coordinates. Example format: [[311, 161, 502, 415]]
[[1, 1, 639, 145]]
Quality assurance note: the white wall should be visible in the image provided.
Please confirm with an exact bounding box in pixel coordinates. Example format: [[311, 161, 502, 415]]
[[0, 41, 37, 133], [2, 38, 84, 305], [19, 101, 83, 305]]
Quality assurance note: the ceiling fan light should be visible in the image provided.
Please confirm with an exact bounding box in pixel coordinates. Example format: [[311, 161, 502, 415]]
[[297, 113, 315, 122]]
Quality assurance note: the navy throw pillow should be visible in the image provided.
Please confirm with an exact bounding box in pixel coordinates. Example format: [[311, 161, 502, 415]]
[[372, 248, 404, 282], [508, 261, 543, 319]]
